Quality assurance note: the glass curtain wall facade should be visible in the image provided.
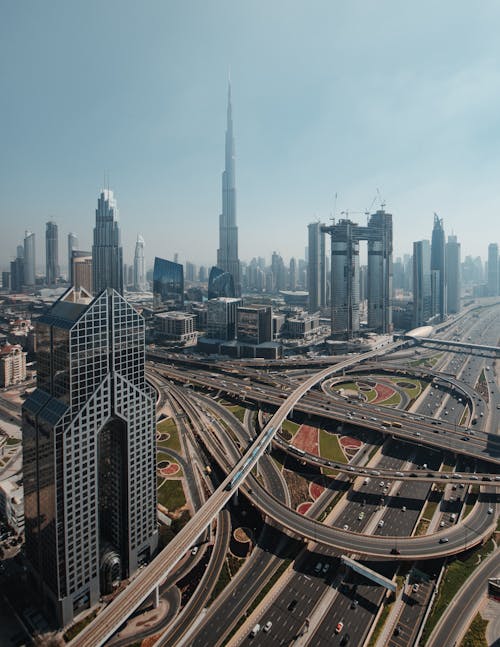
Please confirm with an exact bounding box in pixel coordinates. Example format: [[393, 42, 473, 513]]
[[208, 266, 235, 299], [153, 257, 184, 310], [23, 287, 157, 627]]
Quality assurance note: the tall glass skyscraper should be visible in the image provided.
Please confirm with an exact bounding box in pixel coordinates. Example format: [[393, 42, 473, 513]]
[[217, 82, 240, 295], [153, 257, 184, 309], [92, 189, 123, 295], [23, 230, 36, 288], [413, 239, 432, 326], [446, 235, 461, 314], [307, 222, 326, 313], [133, 235, 146, 291], [22, 287, 157, 626], [208, 265, 235, 299], [45, 220, 60, 285], [487, 243, 499, 297], [430, 213, 446, 321], [67, 232, 78, 283]]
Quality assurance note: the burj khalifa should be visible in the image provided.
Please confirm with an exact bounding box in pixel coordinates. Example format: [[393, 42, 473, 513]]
[[217, 82, 241, 296]]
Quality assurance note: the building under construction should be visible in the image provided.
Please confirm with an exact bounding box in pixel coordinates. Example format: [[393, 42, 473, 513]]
[[322, 209, 393, 338]]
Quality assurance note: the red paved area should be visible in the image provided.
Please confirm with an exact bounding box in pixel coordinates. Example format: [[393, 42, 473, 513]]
[[373, 382, 396, 403], [159, 463, 180, 476], [340, 436, 362, 449], [292, 425, 320, 456], [297, 502, 312, 515], [310, 481, 325, 500]]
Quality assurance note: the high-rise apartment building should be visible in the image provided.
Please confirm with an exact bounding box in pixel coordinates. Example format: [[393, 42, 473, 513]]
[[217, 82, 240, 295], [307, 222, 326, 313], [133, 235, 146, 291], [23, 230, 36, 288], [45, 221, 60, 286], [446, 235, 461, 314], [413, 240, 432, 326], [430, 213, 446, 320], [92, 189, 123, 295], [10, 257, 24, 293], [67, 233, 78, 282], [0, 344, 27, 387], [487, 243, 499, 297], [207, 297, 242, 340], [23, 287, 157, 626]]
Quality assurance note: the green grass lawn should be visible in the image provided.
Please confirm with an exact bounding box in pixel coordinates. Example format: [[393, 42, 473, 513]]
[[157, 418, 182, 452], [282, 420, 300, 436], [228, 405, 246, 423], [319, 429, 347, 463], [157, 479, 186, 511], [6, 437, 20, 445], [421, 540, 495, 645], [459, 613, 488, 647], [422, 498, 440, 520], [378, 392, 402, 407], [334, 381, 358, 392]]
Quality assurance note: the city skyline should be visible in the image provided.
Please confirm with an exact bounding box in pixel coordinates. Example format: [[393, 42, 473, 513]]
[[2, 2, 500, 267]]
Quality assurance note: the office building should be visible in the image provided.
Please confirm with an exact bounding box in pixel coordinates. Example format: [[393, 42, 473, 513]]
[[2, 272, 10, 290], [430, 213, 446, 320], [413, 240, 432, 326], [46, 221, 60, 286], [217, 82, 240, 295], [72, 253, 93, 294], [208, 266, 235, 299], [24, 230, 36, 288], [307, 222, 326, 312], [236, 306, 272, 344], [10, 258, 24, 293], [487, 243, 499, 297], [67, 233, 78, 282], [446, 235, 461, 314], [155, 311, 197, 344], [207, 297, 241, 340], [23, 287, 157, 626], [92, 189, 123, 295], [366, 210, 393, 332], [153, 257, 184, 310], [133, 235, 146, 291], [0, 344, 27, 387]]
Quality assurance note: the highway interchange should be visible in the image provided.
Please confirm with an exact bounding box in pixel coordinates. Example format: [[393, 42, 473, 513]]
[[70, 301, 500, 647]]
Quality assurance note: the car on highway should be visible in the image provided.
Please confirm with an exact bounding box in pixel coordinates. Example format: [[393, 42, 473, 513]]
[[263, 621, 272, 633], [343, 524, 349, 531], [335, 621, 344, 634], [322, 563, 330, 574], [250, 623, 261, 637], [288, 599, 298, 611], [340, 634, 350, 645], [439, 537, 449, 543], [378, 519, 385, 528], [314, 562, 323, 573], [358, 512, 365, 520], [412, 583, 419, 592], [487, 507, 494, 514], [191, 546, 199, 556], [391, 547, 401, 555]]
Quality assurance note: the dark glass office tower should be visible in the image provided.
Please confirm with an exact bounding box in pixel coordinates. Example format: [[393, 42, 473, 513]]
[[430, 213, 446, 321], [153, 257, 184, 309], [23, 287, 157, 626], [92, 189, 124, 295], [217, 82, 240, 295], [208, 266, 235, 299], [46, 221, 60, 286]]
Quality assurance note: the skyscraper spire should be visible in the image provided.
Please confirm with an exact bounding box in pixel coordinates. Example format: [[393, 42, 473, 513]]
[[217, 80, 240, 295]]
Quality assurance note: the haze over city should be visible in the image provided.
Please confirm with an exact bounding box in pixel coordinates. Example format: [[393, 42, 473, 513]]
[[2, 1, 500, 268]]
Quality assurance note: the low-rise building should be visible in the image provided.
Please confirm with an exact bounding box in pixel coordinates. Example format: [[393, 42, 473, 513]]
[[0, 479, 24, 535], [0, 344, 27, 386], [155, 311, 197, 344]]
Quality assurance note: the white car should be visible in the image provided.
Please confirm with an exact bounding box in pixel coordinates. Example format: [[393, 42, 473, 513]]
[[263, 621, 272, 633], [378, 519, 385, 528]]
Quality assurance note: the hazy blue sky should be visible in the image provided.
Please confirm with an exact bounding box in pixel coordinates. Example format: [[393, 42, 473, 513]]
[[1, 1, 500, 272]]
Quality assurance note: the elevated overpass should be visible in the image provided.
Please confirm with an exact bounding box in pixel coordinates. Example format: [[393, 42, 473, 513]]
[[407, 336, 500, 358], [70, 338, 499, 647]]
